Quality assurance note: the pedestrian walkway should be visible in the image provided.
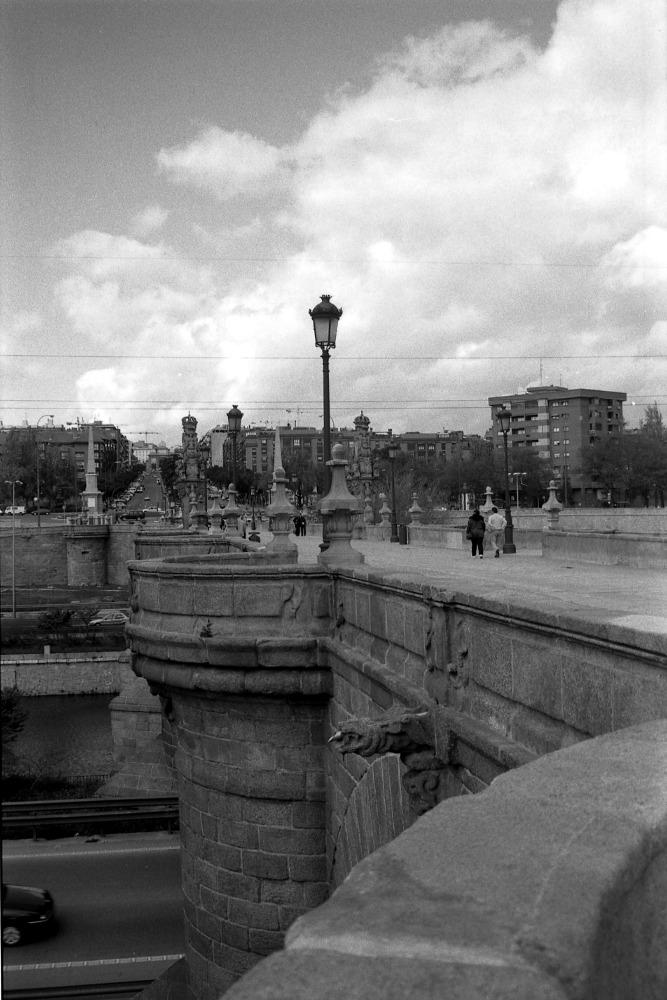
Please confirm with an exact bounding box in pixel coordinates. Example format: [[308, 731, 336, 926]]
[[281, 531, 667, 639]]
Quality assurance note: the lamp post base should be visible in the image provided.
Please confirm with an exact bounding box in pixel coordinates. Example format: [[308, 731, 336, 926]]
[[502, 542, 517, 554]]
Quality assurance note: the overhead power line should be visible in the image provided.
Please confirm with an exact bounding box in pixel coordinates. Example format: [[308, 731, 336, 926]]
[[5, 353, 666, 361]]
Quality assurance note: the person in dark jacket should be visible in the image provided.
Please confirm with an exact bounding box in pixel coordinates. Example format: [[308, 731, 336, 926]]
[[466, 508, 486, 558]]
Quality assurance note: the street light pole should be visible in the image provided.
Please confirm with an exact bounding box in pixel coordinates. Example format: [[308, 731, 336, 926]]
[[512, 472, 525, 514], [36, 413, 54, 528], [387, 442, 399, 543], [497, 407, 516, 554], [309, 294, 342, 552], [5, 479, 23, 617]]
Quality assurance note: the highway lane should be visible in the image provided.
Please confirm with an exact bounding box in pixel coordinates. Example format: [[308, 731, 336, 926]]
[[2, 836, 185, 990]]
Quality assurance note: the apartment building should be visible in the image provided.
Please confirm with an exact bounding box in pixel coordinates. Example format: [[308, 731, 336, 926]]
[[488, 386, 626, 503]]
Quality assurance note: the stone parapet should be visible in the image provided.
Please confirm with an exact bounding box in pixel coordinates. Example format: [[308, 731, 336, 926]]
[[543, 528, 667, 568], [65, 524, 110, 586], [224, 719, 667, 1000]]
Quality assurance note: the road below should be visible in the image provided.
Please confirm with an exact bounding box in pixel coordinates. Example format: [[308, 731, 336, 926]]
[[2, 834, 185, 990]]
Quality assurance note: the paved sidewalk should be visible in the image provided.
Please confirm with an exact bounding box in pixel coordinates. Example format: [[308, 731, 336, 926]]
[[285, 532, 667, 639]]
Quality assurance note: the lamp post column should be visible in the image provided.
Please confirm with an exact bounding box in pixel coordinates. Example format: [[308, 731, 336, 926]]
[[5, 479, 22, 617], [502, 430, 516, 554], [321, 346, 331, 496]]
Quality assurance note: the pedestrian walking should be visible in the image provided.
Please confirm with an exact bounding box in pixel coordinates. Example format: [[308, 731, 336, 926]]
[[299, 514, 307, 536], [466, 507, 486, 558], [487, 506, 507, 558], [293, 515, 301, 536]]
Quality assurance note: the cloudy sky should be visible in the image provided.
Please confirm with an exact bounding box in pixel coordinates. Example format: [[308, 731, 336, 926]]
[[1, 0, 665, 445]]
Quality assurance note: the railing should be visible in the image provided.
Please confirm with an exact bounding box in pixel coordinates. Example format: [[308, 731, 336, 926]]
[[3, 981, 154, 1000], [2, 795, 179, 840]]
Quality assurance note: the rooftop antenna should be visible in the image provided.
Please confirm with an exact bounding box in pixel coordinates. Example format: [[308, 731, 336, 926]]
[[539, 359, 543, 385]]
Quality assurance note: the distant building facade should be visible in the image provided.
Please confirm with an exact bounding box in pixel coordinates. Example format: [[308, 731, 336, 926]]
[[488, 386, 627, 504]]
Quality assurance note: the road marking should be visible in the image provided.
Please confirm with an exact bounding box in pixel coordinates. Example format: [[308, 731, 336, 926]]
[[5, 844, 180, 860], [5, 954, 184, 972]]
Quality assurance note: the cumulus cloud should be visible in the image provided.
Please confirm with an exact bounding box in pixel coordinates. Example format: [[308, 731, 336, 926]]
[[157, 126, 286, 200], [129, 205, 170, 238], [53, 0, 666, 438]]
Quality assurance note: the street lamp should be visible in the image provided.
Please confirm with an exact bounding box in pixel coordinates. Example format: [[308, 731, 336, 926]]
[[310, 293, 342, 550], [497, 407, 516, 554], [35, 414, 54, 528], [511, 471, 525, 513], [5, 479, 23, 617], [226, 404, 243, 489], [387, 442, 399, 543]]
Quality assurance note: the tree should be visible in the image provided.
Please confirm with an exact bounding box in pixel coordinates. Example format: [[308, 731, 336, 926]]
[[633, 403, 667, 506], [577, 435, 633, 504]]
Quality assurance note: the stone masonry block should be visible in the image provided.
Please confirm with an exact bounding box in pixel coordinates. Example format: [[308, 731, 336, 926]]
[[369, 590, 387, 639], [242, 850, 289, 880], [260, 880, 306, 906], [220, 919, 249, 951], [158, 578, 195, 615], [354, 588, 371, 632], [612, 664, 667, 731], [470, 628, 513, 698], [288, 854, 328, 882], [511, 640, 563, 719], [213, 941, 258, 977], [192, 579, 234, 617], [385, 598, 406, 648], [202, 840, 243, 873], [403, 602, 428, 656], [249, 928, 284, 956], [229, 897, 280, 932], [200, 886, 230, 920], [216, 869, 261, 903], [217, 816, 260, 850], [561, 656, 613, 735], [259, 826, 325, 856], [243, 800, 293, 826], [234, 582, 285, 617], [292, 801, 326, 829], [303, 882, 330, 907]]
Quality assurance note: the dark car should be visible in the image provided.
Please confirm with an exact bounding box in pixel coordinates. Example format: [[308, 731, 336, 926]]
[[2, 883, 56, 946]]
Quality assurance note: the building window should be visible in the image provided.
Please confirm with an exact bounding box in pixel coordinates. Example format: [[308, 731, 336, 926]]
[[553, 452, 561, 458]]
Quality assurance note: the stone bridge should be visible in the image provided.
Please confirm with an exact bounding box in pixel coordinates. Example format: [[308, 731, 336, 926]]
[[125, 538, 667, 1000]]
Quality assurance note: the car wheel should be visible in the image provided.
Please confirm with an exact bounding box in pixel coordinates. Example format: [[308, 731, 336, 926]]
[[3, 924, 23, 945]]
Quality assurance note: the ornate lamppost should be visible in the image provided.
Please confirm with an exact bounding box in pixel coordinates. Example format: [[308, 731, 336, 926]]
[[5, 479, 22, 617], [497, 407, 516, 554], [226, 404, 243, 489], [35, 413, 53, 528], [310, 294, 342, 550], [387, 442, 399, 543]]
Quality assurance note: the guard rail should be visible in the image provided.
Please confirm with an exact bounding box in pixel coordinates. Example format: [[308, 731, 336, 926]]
[[2, 795, 179, 840], [2, 980, 153, 999]]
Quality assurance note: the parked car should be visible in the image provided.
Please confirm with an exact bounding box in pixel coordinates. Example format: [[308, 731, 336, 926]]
[[28, 504, 51, 515], [119, 510, 145, 521], [89, 610, 129, 628], [5, 505, 26, 515], [2, 883, 56, 946]]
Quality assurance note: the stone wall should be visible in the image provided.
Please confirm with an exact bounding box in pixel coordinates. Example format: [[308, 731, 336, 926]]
[[0, 651, 134, 696], [0, 525, 67, 587], [224, 719, 667, 1000]]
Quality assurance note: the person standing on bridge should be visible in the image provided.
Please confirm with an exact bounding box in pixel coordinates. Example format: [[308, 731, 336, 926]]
[[486, 506, 507, 558], [466, 507, 486, 559]]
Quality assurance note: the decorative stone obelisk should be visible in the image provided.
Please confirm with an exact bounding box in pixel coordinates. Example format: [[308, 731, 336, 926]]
[[265, 426, 297, 559], [82, 423, 104, 520]]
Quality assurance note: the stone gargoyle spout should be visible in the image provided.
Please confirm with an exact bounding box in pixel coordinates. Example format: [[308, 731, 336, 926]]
[[329, 707, 452, 815]]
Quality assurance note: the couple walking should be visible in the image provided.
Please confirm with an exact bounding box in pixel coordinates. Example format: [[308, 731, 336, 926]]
[[466, 506, 507, 559]]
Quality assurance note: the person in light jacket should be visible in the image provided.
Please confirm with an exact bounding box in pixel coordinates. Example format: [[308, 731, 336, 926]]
[[487, 506, 507, 558], [466, 508, 486, 559]]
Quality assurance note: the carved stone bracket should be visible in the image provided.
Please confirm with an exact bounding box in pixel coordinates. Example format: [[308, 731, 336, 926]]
[[329, 707, 452, 815]]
